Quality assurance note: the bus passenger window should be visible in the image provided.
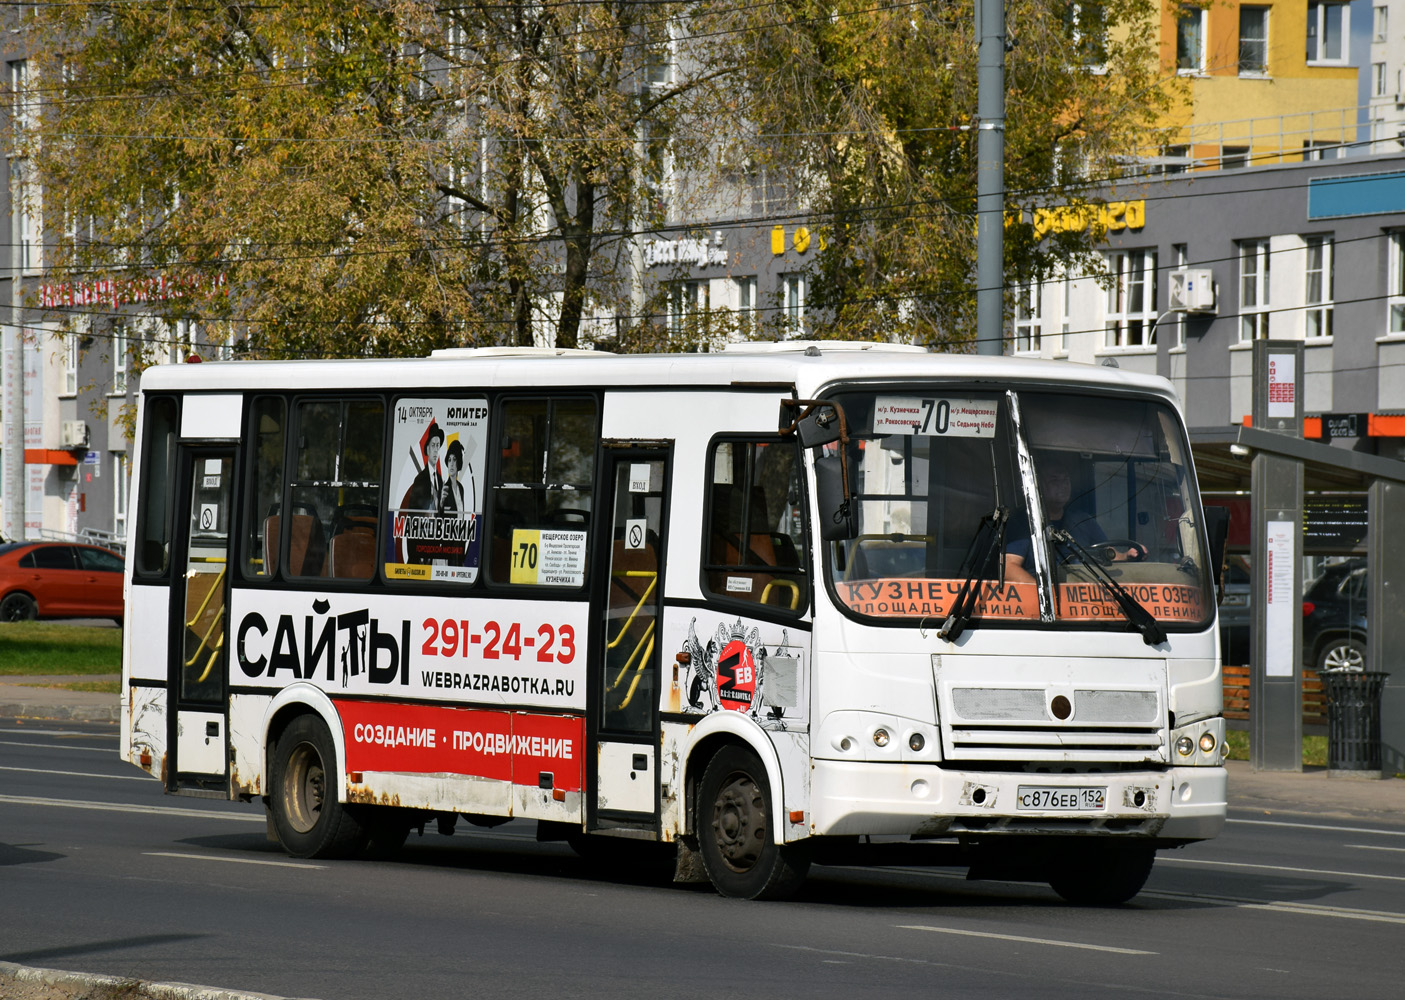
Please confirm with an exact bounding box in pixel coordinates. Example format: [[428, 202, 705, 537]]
[[488, 397, 597, 586], [278, 398, 385, 580], [242, 397, 285, 579], [134, 396, 178, 578], [702, 437, 808, 615]]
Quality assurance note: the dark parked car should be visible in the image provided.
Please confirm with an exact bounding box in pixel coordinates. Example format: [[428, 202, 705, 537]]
[[1302, 558, 1367, 672], [0, 541, 125, 623]]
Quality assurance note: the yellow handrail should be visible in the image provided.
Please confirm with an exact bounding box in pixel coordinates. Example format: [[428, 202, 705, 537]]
[[761, 578, 800, 610], [614, 633, 656, 711], [184, 562, 228, 682], [609, 619, 655, 692], [607, 570, 656, 650]]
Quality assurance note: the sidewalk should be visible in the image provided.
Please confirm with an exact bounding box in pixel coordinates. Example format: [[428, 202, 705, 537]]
[[2, 678, 1403, 824]]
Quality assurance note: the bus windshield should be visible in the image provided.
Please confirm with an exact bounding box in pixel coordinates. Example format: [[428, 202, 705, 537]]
[[826, 386, 1212, 630]]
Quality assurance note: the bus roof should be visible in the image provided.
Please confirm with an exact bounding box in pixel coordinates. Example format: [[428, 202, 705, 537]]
[[135, 342, 1180, 404]]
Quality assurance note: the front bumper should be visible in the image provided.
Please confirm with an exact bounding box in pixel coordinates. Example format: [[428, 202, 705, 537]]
[[808, 759, 1226, 842]]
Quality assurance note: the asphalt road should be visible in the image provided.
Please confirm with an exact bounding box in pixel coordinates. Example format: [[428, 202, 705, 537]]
[[4, 718, 1405, 1000]]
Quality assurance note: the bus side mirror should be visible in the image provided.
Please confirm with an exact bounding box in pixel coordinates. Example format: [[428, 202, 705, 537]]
[[1203, 504, 1230, 600], [814, 454, 857, 541], [796, 408, 842, 448]]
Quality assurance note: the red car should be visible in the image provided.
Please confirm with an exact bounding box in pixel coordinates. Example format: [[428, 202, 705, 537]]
[[0, 542, 125, 623]]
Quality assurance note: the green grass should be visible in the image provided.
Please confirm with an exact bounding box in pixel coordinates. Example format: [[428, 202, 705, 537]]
[[0, 621, 122, 675], [1225, 730, 1331, 768]]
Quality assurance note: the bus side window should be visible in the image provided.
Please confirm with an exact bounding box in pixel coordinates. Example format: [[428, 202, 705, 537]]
[[134, 395, 179, 578], [702, 437, 808, 615], [243, 397, 285, 579], [488, 397, 597, 586], [258, 398, 385, 581]]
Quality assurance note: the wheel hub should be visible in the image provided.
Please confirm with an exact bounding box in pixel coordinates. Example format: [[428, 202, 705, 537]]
[[712, 773, 766, 873]]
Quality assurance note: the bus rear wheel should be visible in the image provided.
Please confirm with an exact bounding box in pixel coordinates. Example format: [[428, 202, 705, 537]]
[[269, 714, 369, 859], [696, 746, 809, 900], [1048, 844, 1155, 906]]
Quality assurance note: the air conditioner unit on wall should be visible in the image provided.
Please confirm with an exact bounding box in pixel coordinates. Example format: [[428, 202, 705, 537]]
[[1169, 269, 1216, 314], [60, 420, 89, 449]]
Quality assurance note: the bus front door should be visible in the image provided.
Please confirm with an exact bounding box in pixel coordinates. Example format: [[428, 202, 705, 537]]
[[589, 449, 669, 830], [166, 448, 235, 792]]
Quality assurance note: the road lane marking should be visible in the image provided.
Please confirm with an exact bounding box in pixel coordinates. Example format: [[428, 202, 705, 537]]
[[1143, 889, 1405, 925], [0, 793, 264, 823], [896, 924, 1156, 955], [1228, 817, 1405, 837], [145, 851, 324, 870], [1158, 855, 1405, 883], [1346, 844, 1405, 853], [0, 764, 151, 781], [0, 738, 111, 754], [0, 726, 114, 738]]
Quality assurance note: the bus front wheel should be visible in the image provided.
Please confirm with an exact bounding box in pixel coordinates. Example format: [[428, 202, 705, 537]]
[[269, 714, 369, 859], [1048, 845, 1155, 905], [696, 746, 809, 900]]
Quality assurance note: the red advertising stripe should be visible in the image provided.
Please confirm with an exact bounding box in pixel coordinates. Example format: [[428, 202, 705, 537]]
[[334, 701, 583, 792]]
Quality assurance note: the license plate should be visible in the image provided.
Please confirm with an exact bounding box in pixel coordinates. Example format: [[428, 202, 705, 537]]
[[1016, 786, 1106, 811]]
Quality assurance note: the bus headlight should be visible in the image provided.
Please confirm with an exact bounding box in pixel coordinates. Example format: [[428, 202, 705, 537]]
[[873, 728, 891, 747], [1175, 735, 1195, 756], [1199, 732, 1218, 754], [908, 732, 925, 752]]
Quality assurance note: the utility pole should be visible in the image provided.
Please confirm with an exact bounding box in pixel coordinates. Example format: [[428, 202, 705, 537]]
[[975, 0, 1005, 357]]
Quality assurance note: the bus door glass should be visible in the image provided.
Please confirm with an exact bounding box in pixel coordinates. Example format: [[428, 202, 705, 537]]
[[591, 449, 669, 823], [170, 448, 235, 786]]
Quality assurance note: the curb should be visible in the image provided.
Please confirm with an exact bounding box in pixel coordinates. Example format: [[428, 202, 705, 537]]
[[0, 702, 120, 723], [0, 962, 317, 1000]]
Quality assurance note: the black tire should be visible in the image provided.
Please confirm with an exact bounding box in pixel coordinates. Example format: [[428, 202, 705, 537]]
[[1048, 845, 1155, 906], [361, 808, 414, 859], [0, 592, 38, 622], [696, 745, 809, 900], [1316, 637, 1366, 673], [268, 714, 369, 859]]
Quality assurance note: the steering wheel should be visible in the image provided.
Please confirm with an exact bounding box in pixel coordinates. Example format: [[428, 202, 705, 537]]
[[1089, 538, 1148, 564]]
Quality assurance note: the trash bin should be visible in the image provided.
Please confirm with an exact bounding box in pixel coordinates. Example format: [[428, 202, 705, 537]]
[[1320, 669, 1388, 777]]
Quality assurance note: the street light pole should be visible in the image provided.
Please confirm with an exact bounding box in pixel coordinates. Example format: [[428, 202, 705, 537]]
[[975, 0, 1006, 357]]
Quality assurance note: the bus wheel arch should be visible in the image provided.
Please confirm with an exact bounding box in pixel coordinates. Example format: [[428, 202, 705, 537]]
[[266, 710, 369, 859], [692, 742, 810, 900]]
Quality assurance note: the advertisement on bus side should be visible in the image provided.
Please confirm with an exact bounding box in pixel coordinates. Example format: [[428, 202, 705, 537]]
[[385, 397, 489, 583], [230, 590, 588, 710]]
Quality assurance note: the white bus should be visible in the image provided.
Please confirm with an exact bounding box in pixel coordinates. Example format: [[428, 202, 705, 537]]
[[120, 342, 1228, 902]]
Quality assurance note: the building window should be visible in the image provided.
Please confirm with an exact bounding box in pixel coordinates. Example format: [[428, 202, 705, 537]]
[[733, 275, 757, 337], [1221, 145, 1251, 169], [1059, 274, 1073, 353], [1239, 239, 1271, 341], [1307, 2, 1349, 64], [1239, 7, 1269, 75], [1160, 144, 1191, 175], [1376, 63, 1389, 98], [1104, 250, 1157, 347], [1177, 6, 1207, 73], [1389, 233, 1405, 333], [62, 327, 79, 396], [1013, 281, 1042, 352], [114, 453, 130, 540], [667, 279, 709, 338], [780, 273, 806, 333], [1375, 4, 1388, 42], [1303, 140, 1342, 160], [1304, 236, 1333, 338], [112, 326, 129, 394], [1066, 3, 1109, 69]]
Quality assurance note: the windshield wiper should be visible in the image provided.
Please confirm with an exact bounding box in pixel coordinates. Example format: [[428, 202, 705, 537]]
[[1049, 528, 1167, 646], [937, 506, 1009, 642]]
